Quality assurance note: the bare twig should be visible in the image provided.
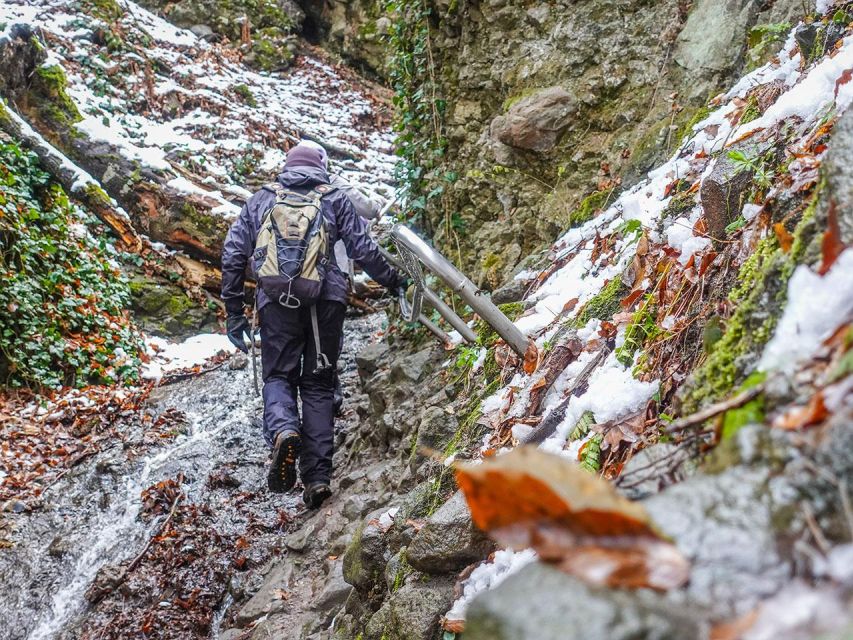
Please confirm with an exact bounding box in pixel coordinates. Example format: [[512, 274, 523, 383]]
[[521, 344, 611, 444], [802, 501, 831, 555], [127, 493, 183, 573], [665, 382, 766, 433]]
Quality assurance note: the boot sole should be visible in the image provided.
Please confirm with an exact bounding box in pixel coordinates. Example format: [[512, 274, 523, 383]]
[[268, 433, 300, 493]]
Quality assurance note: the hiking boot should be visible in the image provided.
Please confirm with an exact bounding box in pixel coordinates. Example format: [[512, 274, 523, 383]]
[[302, 482, 332, 509], [268, 430, 300, 493]]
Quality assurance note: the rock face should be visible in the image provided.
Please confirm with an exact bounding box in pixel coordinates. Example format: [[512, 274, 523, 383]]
[[320, 0, 813, 284], [406, 491, 493, 574], [464, 563, 704, 640]]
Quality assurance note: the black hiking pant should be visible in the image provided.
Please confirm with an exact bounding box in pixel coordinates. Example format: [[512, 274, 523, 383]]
[[260, 299, 346, 485]]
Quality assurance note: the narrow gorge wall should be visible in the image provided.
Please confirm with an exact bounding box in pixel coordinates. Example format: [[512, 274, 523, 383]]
[[331, 0, 813, 284]]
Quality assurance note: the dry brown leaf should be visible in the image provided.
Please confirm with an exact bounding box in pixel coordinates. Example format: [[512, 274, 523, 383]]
[[773, 392, 829, 430], [773, 222, 794, 253], [819, 201, 845, 275], [442, 618, 466, 633], [522, 340, 540, 375], [454, 447, 689, 591]]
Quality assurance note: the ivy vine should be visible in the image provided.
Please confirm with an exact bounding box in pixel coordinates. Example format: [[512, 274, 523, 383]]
[[0, 139, 142, 389], [383, 0, 448, 232]]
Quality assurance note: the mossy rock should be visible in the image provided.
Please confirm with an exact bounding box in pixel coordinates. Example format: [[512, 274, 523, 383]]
[[128, 275, 217, 339], [29, 64, 82, 132]]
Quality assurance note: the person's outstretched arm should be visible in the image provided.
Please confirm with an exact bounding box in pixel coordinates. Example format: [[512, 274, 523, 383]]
[[335, 194, 402, 290]]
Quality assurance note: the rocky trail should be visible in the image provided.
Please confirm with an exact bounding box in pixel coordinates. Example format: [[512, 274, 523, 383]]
[[3, 0, 853, 639], [0, 311, 387, 640]]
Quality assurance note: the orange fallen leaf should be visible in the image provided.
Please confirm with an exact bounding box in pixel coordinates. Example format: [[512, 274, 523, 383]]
[[522, 340, 540, 375], [773, 222, 794, 253], [455, 447, 689, 591], [774, 392, 829, 430], [442, 618, 465, 633], [819, 201, 845, 275]]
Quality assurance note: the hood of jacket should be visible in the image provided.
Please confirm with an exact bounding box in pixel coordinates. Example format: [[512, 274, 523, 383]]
[[277, 165, 330, 189]]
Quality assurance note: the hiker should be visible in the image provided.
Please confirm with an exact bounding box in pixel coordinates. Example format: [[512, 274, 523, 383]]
[[221, 140, 405, 509], [296, 141, 385, 415]]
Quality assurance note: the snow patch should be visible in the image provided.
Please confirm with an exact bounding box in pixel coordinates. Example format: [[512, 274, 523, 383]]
[[444, 549, 537, 624], [760, 249, 853, 373], [142, 333, 235, 382]]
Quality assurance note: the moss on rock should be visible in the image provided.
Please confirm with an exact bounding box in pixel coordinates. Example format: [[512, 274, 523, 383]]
[[30, 64, 82, 131], [565, 188, 614, 229], [572, 277, 627, 328]]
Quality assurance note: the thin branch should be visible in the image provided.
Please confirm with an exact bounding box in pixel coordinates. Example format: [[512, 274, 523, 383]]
[[127, 493, 182, 573], [665, 382, 766, 433]]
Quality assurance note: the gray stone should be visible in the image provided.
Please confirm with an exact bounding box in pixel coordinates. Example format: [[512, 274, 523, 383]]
[[285, 523, 315, 553], [47, 535, 70, 558], [795, 23, 820, 61], [384, 547, 410, 593], [313, 560, 352, 619], [464, 563, 704, 640], [235, 560, 295, 626], [228, 351, 248, 370], [819, 107, 853, 246], [414, 406, 458, 457], [189, 24, 215, 40], [406, 491, 493, 574], [387, 578, 455, 640], [676, 0, 758, 73], [342, 494, 378, 521], [389, 348, 434, 384], [489, 87, 578, 152], [356, 342, 389, 375], [490, 278, 529, 305], [342, 508, 394, 592], [617, 442, 696, 500], [644, 461, 794, 619]]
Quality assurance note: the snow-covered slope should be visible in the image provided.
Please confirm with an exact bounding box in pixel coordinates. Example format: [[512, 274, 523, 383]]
[[0, 0, 396, 216]]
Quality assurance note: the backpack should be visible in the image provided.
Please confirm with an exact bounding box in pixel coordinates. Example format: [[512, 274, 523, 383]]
[[253, 183, 337, 308]]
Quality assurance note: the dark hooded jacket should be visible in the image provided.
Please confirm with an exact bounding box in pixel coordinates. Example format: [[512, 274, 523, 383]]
[[221, 166, 401, 313]]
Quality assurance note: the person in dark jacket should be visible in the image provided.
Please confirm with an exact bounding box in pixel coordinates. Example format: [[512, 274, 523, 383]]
[[221, 141, 404, 508]]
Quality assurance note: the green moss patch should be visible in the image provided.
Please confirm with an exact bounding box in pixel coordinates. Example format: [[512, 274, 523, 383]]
[[566, 188, 613, 228], [572, 277, 627, 328]]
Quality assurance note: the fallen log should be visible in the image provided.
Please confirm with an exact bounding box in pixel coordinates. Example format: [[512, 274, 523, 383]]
[[0, 102, 142, 251], [527, 327, 584, 416]]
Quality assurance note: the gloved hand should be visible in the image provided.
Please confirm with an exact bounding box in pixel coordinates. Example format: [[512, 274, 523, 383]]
[[395, 277, 413, 298], [226, 313, 252, 353]]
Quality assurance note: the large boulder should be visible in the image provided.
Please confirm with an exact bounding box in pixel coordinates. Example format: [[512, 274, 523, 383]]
[[406, 491, 494, 574], [675, 0, 758, 74], [464, 562, 704, 640], [489, 87, 578, 153]]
